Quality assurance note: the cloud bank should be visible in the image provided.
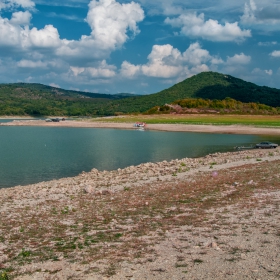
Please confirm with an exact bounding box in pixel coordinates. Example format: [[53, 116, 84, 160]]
[[241, 0, 280, 28], [0, 0, 144, 62], [165, 12, 251, 42], [119, 43, 250, 82]]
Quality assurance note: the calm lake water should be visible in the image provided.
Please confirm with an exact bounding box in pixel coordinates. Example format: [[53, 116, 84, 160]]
[[0, 125, 280, 188]]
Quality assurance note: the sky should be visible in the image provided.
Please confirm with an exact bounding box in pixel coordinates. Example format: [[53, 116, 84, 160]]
[[0, 0, 280, 95]]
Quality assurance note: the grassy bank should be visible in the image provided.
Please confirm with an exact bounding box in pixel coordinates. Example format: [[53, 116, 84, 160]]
[[92, 114, 280, 127]]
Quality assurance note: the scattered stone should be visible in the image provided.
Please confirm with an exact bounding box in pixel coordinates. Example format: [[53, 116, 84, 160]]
[[207, 242, 218, 249], [84, 185, 95, 194]]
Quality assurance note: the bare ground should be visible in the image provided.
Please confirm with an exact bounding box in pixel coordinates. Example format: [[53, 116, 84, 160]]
[[0, 147, 280, 279]]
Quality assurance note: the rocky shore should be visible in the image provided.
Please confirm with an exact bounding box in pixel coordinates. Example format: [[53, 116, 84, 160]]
[[1, 147, 279, 200], [0, 148, 280, 279]]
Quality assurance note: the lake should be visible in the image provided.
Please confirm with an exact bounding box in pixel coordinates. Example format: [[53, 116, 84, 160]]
[[0, 125, 279, 188]]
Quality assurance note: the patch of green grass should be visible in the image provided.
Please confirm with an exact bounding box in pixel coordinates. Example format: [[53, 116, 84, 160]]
[[114, 233, 123, 239], [18, 248, 32, 258], [97, 114, 280, 127], [175, 263, 188, 268], [61, 206, 69, 214], [0, 271, 9, 280], [226, 258, 237, 262], [193, 259, 203, 263], [178, 199, 193, 204]]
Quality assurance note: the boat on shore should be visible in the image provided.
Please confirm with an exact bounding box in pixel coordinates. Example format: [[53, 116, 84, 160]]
[[133, 122, 146, 128]]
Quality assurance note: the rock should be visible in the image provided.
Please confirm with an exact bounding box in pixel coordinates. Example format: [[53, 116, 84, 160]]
[[84, 185, 95, 194], [208, 242, 218, 248], [98, 190, 111, 195]]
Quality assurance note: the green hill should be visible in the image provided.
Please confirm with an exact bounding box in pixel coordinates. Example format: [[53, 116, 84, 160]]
[[0, 83, 133, 116], [103, 72, 280, 114], [1, 72, 280, 116]]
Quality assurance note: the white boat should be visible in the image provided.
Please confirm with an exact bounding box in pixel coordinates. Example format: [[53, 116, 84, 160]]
[[133, 122, 146, 128]]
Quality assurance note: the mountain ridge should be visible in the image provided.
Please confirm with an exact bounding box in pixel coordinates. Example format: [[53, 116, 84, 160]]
[[103, 72, 280, 114], [1, 72, 280, 116]]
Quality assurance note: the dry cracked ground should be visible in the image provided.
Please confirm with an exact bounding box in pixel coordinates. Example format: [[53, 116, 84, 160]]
[[0, 149, 280, 280]]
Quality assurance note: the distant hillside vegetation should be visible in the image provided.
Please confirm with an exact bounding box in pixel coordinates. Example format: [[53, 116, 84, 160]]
[[0, 83, 133, 116], [1, 72, 280, 116], [104, 72, 280, 115], [146, 97, 280, 115]]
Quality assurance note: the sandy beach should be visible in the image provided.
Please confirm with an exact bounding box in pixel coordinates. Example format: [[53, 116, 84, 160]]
[[2, 118, 280, 135]]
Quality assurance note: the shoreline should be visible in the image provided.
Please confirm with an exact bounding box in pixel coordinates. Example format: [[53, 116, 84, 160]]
[[1, 119, 280, 135], [0, 148, 280, 279]]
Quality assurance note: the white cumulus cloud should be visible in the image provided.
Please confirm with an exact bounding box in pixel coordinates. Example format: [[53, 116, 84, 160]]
[[10, 11, 32, 26], [86, 0, 144, 49], [121, 43, 218, 79], [181, 42, 212, 65], [30, 25, 61, 48], [56, 0, 144, 59], [70, 60, 116, 78], [258, 41, 277, 46], [0, 0, 35, 10], [241, 0, 280, 27], [120, 43, 254, 84], [0, 0, 144, 60], [226, 53, 251, 65], [0, 16, 30, 48], [165, 12, 251, 42], [252, 68, 273, 76], [270, 50, 280, 57], [265, 69, 273, 75], [120, 61, 141, 78], [17, 59, 48, 68], [49, 83, 60, 88]]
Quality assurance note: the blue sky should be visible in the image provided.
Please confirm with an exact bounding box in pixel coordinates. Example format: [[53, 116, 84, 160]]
[[0, 0, 280, 95]]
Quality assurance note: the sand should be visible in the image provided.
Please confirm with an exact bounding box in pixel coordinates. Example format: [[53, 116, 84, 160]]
[[2, 119, 280, 135]]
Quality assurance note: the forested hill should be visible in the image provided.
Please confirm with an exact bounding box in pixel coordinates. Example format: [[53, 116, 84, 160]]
[[1, 72, 280, 116], [0, 83, 135, 115], [0, 83, 134, 100], [104, 72, 280, 114]]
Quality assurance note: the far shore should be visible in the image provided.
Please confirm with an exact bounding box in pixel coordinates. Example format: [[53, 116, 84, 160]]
[[1, 118, 280, 135]]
